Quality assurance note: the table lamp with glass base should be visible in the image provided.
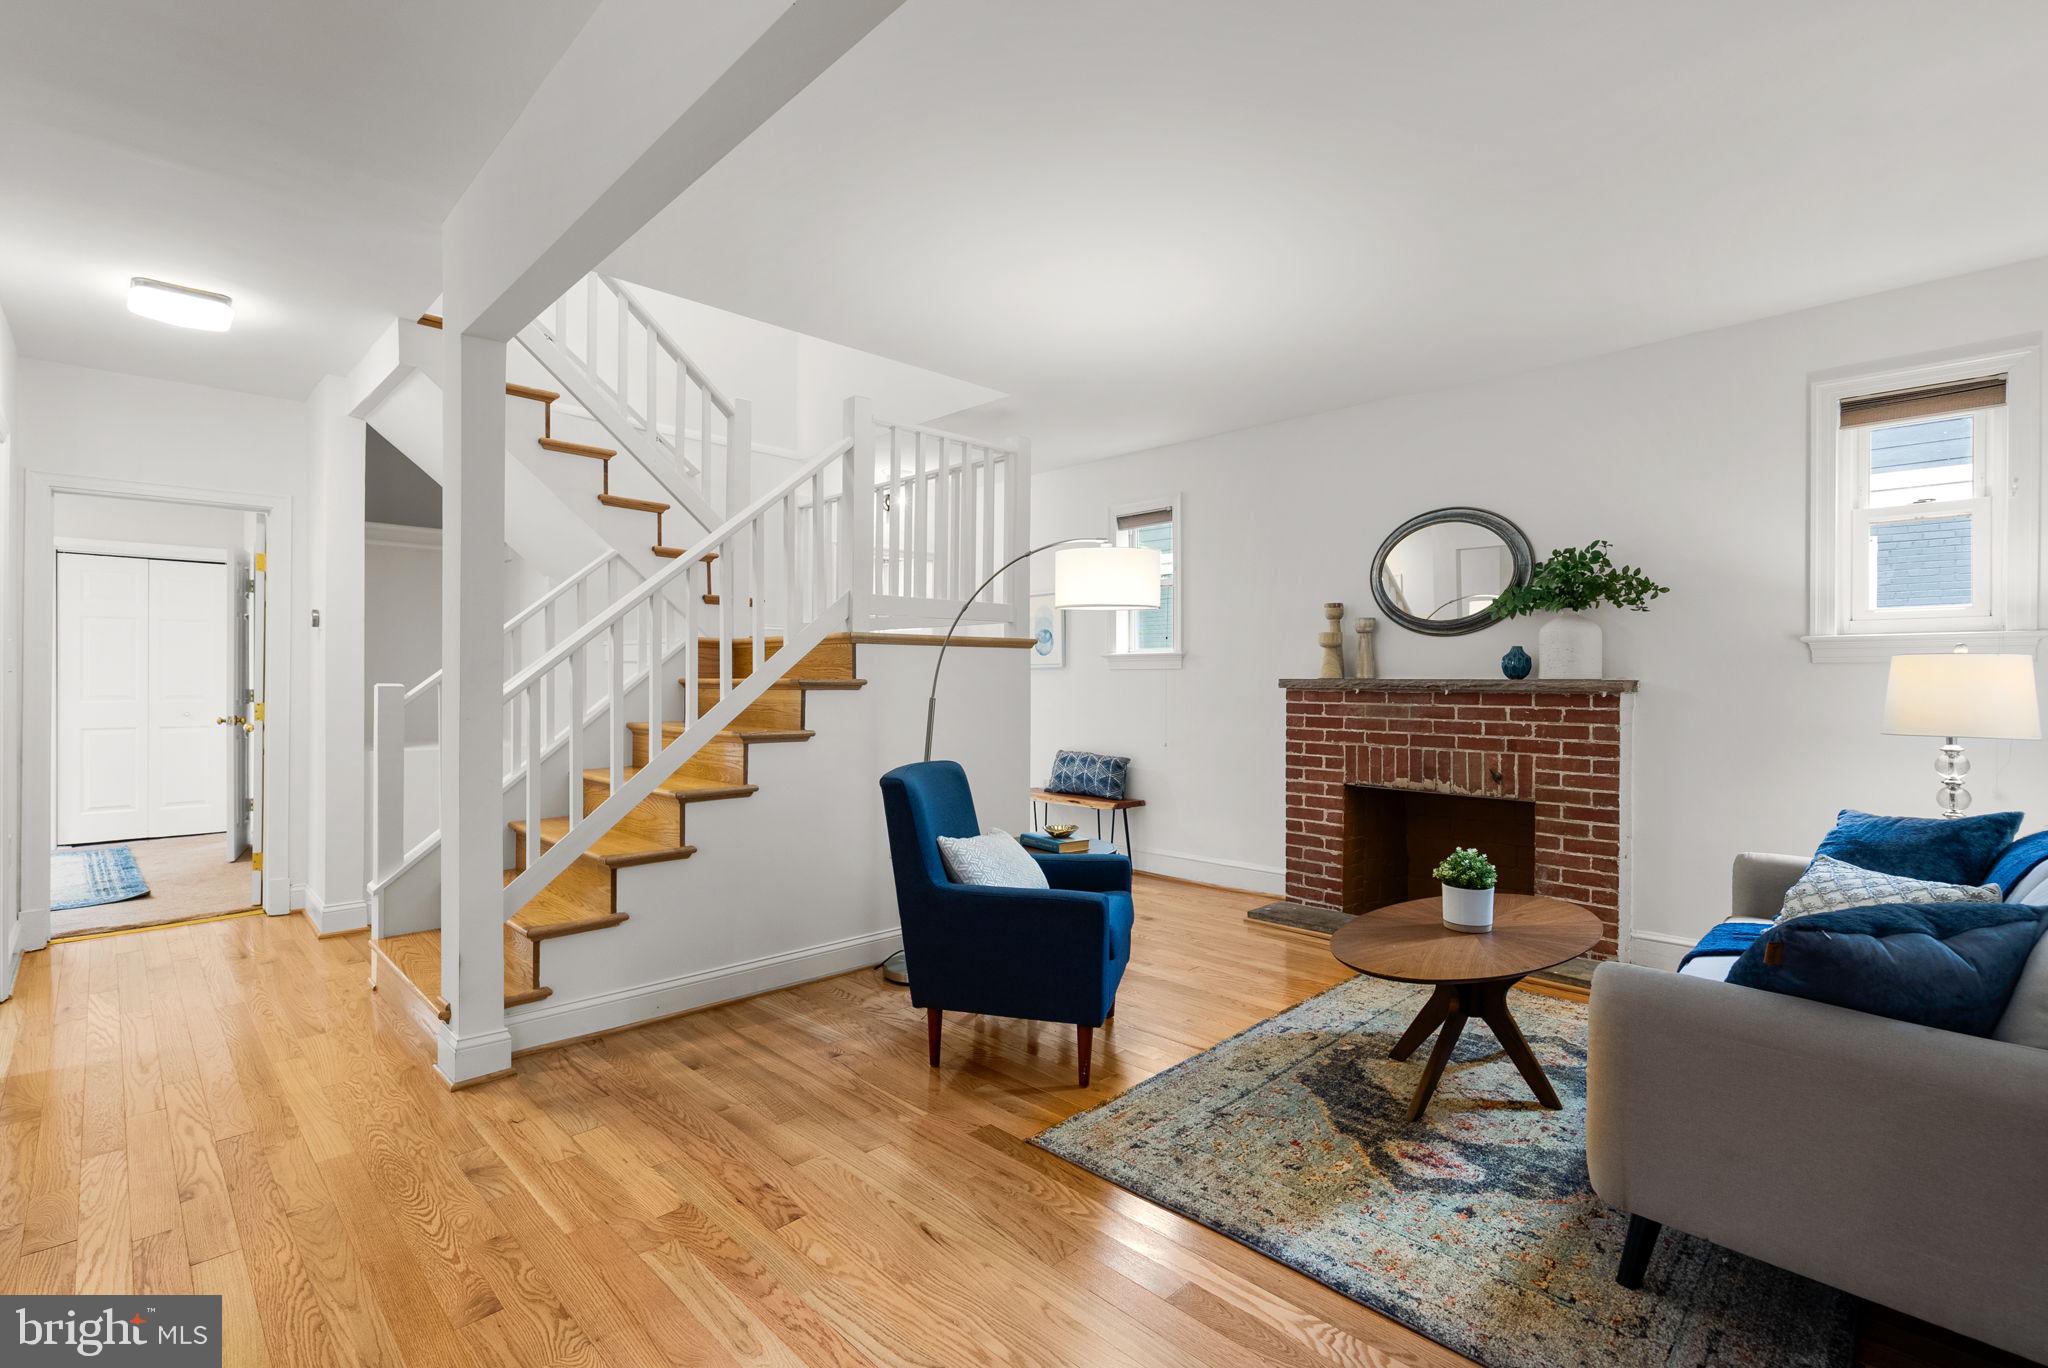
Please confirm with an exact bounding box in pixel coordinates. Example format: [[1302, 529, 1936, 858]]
[[1882, 647, 2041, 816]]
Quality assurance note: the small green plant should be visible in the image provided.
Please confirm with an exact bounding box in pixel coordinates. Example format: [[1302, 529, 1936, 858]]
[[1433, 847, 1497, 891], [1489, 540, 1668, 620]]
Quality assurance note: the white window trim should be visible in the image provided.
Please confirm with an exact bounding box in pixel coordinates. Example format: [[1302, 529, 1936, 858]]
[[1106, 494, 1183, 668], [1805, 340, 2045, 663]]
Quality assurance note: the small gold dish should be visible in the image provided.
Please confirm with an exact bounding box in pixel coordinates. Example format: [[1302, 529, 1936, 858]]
[[1044, 823, 1079, 839]]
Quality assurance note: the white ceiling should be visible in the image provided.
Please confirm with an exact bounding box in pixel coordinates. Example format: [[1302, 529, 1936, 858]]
[[0, 0, 600, 399], [610, 0, 2048, 466]]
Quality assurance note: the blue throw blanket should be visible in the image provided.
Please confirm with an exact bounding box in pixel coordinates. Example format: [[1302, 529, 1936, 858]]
[[1678, 920, 1771, 970]]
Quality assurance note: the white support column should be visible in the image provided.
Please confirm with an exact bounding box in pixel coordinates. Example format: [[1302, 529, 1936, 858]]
[[1003, 436, 1033, 634], [842, 397, 873, 631], [308, 375, 369, 935], [437, 331, 512, 1085]]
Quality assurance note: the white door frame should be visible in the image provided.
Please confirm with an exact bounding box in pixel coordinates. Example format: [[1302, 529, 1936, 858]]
[[19, 471, 295, 950]]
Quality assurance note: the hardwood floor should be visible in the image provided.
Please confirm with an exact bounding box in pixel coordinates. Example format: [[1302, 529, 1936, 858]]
[[0, 877, 2025, 1367]]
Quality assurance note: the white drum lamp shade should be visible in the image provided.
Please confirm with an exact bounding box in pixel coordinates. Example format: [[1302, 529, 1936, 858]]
[[1054, 545, 1160, 610], [1883, 652, 2041, 739]]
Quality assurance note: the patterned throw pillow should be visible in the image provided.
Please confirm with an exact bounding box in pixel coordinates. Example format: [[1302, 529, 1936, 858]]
[[1777, 854, 2000, 923], [936, 829, 1049, 889], [1047, 750, 1131, 800]]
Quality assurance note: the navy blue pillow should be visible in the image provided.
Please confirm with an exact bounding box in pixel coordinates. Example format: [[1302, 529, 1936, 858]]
[[1047, 750, 1130, 800], [1987, 830, 2048, 897], [1814, 808, 2021, 885], [1727, 901, 2046, 1036]]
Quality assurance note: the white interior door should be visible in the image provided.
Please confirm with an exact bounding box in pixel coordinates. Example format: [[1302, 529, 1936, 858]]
[[56, 553, 150, 844], [147, 559, 228, 838]]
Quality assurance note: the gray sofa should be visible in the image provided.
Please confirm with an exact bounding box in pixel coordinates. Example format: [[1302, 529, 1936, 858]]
[[1587, 853, 2048, 1364]]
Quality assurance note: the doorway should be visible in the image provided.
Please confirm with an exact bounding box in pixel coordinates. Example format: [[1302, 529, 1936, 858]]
[[47, 496, 268, 937]]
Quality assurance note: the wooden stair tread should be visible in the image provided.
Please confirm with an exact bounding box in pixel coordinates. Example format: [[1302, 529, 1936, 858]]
[[582, 767, 756, 801], [678, 676, 866, 692], [375, 927, 550, 1020], [508, 817, 696, 869], [505, 382, 560, 403], [416, 313, 444, 329], [539, 437, 614, 459], [597, 493, 670, 514], [499, 871, 629, 941]]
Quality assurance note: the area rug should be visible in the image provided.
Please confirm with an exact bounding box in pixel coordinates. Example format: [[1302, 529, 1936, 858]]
[[1033, 976, 1852, 1368], [51, 844, 151, 911]]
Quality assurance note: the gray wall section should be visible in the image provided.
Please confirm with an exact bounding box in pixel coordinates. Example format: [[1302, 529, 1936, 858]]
[[365, 426, 441, 528]]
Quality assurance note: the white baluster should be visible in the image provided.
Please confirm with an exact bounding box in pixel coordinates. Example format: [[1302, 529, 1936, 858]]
[[615, 287, 629, 406], [524, 686, 543, 872], [782, 490, 799, 625], [643, 317, 657, 439], [889, 425, 904, 597], [646, 594, 664, 755], [566, 644, 585, 825], [585, 274, 603, 372], [810, 471, 826, 615], [683, 582, 698, 732], [608, 619, 626, 788]]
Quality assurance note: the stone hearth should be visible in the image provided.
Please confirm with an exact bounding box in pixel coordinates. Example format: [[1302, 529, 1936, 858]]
[[1281, 678, 1635, 959]]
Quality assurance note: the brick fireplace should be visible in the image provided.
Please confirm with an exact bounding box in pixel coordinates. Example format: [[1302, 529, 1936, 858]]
[[1282, 678, 1635, 958]]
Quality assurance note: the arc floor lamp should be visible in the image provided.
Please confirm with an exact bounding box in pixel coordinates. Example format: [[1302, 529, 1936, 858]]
[[882, 537, 1162, 984]]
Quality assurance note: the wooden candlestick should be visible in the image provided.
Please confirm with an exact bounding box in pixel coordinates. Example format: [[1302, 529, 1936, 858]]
[[1319, 602, 1346, 678]]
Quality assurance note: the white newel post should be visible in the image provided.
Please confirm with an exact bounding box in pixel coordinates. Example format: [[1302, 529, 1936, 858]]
[[437, 330, 512, 1085], [1003, 435, 1033, 634], [843, 397, 874, 631]]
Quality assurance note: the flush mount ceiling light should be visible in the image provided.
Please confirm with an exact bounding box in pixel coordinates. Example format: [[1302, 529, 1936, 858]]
[[127, 277, 233, 332]]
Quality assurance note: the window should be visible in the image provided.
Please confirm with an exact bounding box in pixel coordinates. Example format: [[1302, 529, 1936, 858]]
[[1110, 500, 1181, 665], [1807, 347, 2042, 662]]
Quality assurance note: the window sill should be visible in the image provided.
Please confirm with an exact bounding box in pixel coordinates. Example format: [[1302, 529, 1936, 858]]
[[1802, 630, 2048, 664], [1105, 651, 1184, 670]]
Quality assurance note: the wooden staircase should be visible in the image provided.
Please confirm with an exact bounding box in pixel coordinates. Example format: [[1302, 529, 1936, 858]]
[[505, 384, 726, 603], [372, 633, 864, 1019]]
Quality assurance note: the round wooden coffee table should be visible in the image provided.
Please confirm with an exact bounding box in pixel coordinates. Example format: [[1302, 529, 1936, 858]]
[[1329, 894, 1602, 1121]]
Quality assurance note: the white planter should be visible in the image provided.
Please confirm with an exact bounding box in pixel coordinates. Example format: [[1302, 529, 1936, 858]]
[[1441, 883, 1495, 933], [1538, 613, 1603, 679]]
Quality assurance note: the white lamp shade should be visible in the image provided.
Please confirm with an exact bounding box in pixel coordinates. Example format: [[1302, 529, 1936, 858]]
[[1883, 651, 2041, 740], [1053, 545, 1160, 610]]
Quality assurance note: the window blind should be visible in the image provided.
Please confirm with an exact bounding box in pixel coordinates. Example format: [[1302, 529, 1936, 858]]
[[1840, 376, 2006, 429], [1116, 508, 1172, 531]]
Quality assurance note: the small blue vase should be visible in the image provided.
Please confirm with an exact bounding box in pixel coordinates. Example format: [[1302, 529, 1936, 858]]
[[1501, 645, 1533, 680]]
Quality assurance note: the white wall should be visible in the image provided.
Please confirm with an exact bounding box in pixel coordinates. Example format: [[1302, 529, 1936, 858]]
[[0, 301, 18, 997], [1031, 252, 2048, 964], [53, 491, 248, 548], [500, 638, 1031, 1052], [13, 357, 313, 922]]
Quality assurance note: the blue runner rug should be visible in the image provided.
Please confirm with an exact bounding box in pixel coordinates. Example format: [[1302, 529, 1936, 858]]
[[51, 844, 151, 911]]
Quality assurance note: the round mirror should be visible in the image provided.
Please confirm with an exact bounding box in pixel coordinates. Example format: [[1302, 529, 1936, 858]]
[[1369, 508, 1533, 637]]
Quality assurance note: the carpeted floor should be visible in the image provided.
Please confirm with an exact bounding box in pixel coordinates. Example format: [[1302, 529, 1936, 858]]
[[51, 833, 255, 938], [1034, 973, 1852, 1368]]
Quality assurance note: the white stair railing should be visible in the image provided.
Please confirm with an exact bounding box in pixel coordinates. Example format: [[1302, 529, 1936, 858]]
[[523, 274, 739, 534], [850, 420, 1027, 626], [501, 429, 868, 915], [370, 549, 645, 895]]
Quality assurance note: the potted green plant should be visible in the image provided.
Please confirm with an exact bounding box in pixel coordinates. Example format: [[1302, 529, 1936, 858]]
[[1433, 846, 1498, 933], [1488, 540, 1668, 679]]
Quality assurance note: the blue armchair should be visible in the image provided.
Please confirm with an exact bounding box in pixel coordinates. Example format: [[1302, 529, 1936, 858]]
[[880, 760, 1134, 1085]]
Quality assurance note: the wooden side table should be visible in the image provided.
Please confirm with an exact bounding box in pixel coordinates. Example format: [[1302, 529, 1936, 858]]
[[1029, 789, 1145, 852], [1329, 894, 1601, 1121]]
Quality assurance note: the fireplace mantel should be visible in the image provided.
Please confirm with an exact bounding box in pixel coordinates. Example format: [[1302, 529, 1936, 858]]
[[1279, 677, 1638, 695], [1282, 679, 1634, 959]]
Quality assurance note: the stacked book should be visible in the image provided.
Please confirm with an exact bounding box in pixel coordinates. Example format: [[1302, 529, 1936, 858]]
[[1019, 831, 1090, 854]]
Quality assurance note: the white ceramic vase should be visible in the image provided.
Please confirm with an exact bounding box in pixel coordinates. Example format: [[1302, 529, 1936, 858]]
[[1441, 883, 1495, 934], [1537, 612, 1603, 678]]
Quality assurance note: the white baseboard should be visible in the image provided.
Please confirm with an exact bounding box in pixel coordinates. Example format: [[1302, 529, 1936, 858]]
[[435, 1024, 513, 1086], [0, 947, 19, 1002], [1133, 846, 1285, 895], [302, 889, 369, 936], [502, 927, 903, 1054], [19, 907, 50, 953], [1625, 929, 1693, 972]]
